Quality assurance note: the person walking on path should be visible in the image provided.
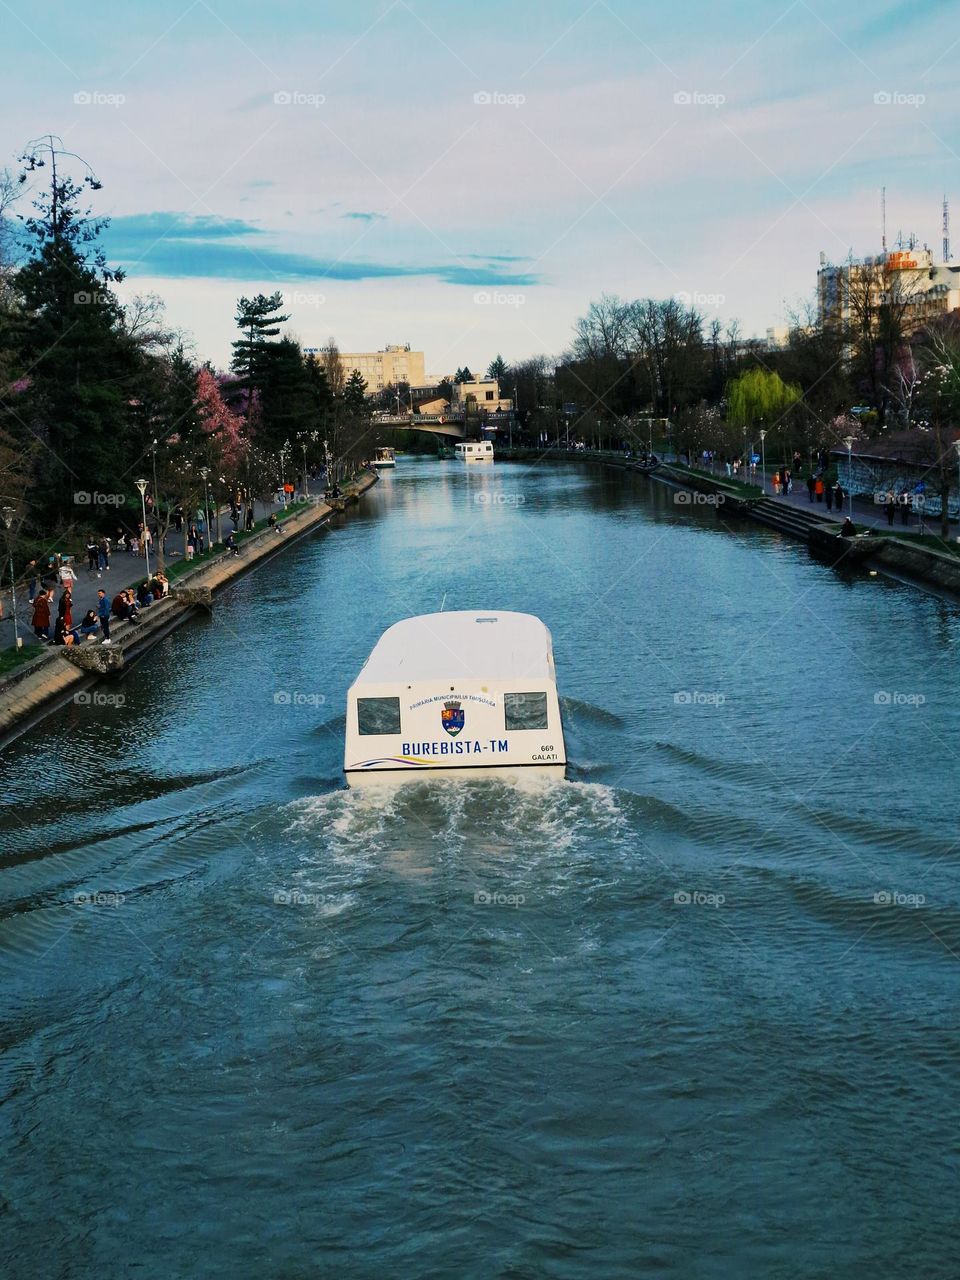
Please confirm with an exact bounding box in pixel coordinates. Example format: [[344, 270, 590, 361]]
[[834, 482, 844, 512], [900, 490, 911, 526], [825, 484, 834, 512], [886, 491, 896, 526], [86, 536, 98, 574], [96, 588, 112, 644], [31, 589, 53, 641], [98, 536, 110, 573], [815, 476, 825, 503], [806, 473, 816, 503]]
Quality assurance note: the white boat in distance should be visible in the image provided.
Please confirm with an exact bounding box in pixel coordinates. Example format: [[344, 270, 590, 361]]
[[372, 446, 397, 467], [344, 611, 566, 785], [455, 441, 494, 463]]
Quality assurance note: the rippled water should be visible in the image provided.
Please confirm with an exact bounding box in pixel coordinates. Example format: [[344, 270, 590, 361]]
[[2, 459, 959, 1278]]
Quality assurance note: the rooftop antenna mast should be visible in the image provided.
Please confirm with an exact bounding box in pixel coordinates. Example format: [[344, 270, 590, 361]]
[[943, 193, 951, 263], [881, 186, 887, 252]]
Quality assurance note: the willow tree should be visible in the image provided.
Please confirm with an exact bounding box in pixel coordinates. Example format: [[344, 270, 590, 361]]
[[726, 368, 801, 432]]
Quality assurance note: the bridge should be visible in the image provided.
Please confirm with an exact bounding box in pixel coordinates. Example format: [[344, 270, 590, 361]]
[[372, 414, 466, 440]]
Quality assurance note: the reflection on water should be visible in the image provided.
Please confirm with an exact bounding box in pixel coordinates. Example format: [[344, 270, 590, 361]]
[[1, 459, 959, 1278]]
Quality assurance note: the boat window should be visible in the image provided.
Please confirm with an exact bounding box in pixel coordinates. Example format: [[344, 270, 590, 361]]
[[504, 692, 548, 731], [357, 696, 401, 735]]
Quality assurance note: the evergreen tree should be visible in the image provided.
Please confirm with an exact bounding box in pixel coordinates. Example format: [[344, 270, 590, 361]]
[[259, 337, 316, 452], [487, 354, 507, 381], [343, 368, 368, 411], [10, 137, 139, 528], [230, 291, 289, 411]]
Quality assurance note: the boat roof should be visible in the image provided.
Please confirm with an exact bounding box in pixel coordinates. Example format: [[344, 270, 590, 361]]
[[354, 611, 554, 684]]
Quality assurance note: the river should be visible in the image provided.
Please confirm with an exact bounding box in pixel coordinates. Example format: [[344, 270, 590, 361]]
[[1, 457, 958, 1278]]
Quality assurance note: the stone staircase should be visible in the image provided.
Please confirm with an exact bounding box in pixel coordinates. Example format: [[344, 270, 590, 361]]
[[747, 497, 835, 542]]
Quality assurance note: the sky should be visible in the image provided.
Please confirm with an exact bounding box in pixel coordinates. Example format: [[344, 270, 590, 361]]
[[2, 0, 959, 375]]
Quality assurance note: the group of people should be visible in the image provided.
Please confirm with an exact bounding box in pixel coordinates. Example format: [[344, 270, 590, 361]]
[[881, 487, 925, 527], [805, 474, 846, 510], [30, 573, 170, 647]]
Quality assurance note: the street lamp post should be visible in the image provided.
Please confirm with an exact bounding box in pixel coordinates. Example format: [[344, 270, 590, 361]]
[[135, 480, 151, 578], [759, 428, 767, 495], [151, 438, 161, 562], [280, 440, 291, 508], [1, 505, 21, 649], [843, 435, 855, 518], [198, 467, 210, 550]]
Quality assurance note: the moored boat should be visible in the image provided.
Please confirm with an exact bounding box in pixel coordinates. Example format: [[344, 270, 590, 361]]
[[454, 441, 494, 464]]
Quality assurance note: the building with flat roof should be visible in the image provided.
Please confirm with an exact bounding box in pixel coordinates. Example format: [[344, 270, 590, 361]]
[[450, 378, 513, 414], [818, 243, 960, 329], [302, 344, 426, 394]]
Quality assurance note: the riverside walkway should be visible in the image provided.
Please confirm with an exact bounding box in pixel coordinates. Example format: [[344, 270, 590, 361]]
[[0, 494, 294, 654]]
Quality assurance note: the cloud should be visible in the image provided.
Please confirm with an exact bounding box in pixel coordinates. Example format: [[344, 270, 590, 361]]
[[105, 218, 539, 287], [341, 211, 387, 222], [109, 212, 264, 241], [464, 253, 532, 262]]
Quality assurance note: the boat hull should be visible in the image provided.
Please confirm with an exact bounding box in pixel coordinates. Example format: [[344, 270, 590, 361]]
[[346, 762, 566, 789]]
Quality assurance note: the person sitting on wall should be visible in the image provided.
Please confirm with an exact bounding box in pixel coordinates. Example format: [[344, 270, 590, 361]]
[[839, 517, 857, 537], [52, 615, 75, 646], [74, 609, 101, 641]]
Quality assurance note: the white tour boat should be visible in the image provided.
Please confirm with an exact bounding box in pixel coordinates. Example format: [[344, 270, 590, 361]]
[[344, 611, 566, 785], [372, 447, 397, 468], [454, 441, 494, 464]]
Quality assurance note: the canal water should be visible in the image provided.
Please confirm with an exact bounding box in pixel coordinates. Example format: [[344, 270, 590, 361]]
[[1, 458, 958, 1278]]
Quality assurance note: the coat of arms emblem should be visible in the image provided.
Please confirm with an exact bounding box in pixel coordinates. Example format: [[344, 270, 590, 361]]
[[441, 700, 465, 737]]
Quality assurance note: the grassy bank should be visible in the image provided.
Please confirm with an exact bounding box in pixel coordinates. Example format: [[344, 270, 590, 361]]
[[0, 641, 44, 678]]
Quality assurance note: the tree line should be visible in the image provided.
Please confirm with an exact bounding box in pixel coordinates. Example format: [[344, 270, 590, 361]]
[[0, 136, 374, 566]]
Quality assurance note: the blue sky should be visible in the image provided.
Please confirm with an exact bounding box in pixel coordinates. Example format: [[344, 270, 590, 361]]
[[3, 0, 959, 373]]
